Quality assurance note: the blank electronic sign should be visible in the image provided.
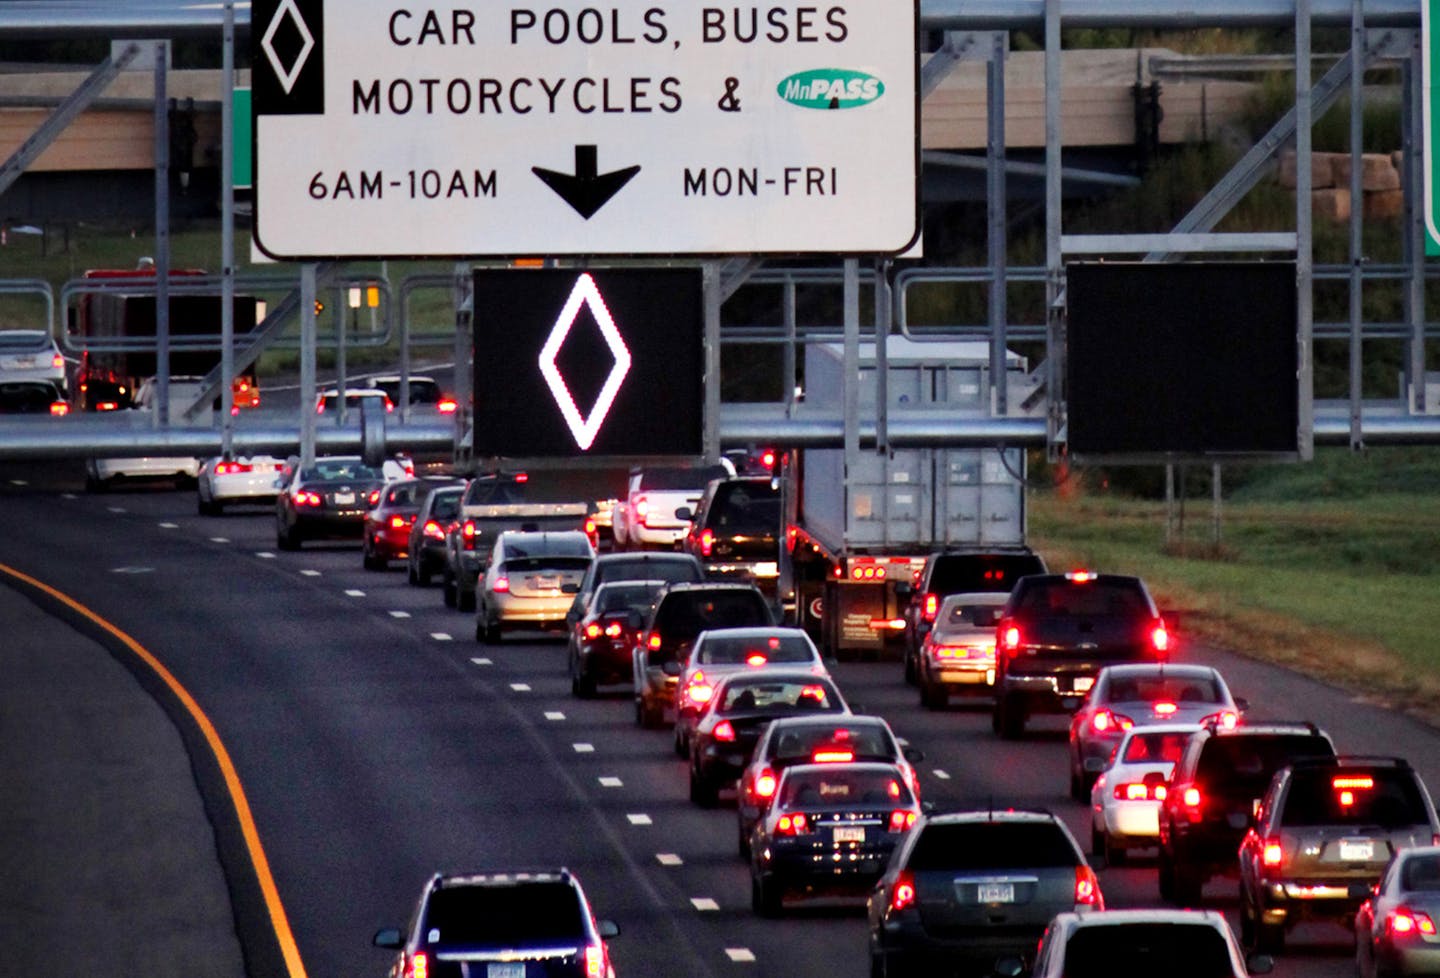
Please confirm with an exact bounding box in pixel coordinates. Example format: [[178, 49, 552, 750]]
[[1066, 262, 1300, 460], [472, 269, 703, 458]]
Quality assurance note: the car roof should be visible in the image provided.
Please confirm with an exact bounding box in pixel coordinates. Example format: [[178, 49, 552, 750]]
[[660, 581, 763, 595], [937, 592, 1009, 607], [367, 374, 436, 383], [594, 551, 700, 565], [714, 669, 837, 689], [595, 578, 667, 591], [922, 809, 1060, 826], [497, 530, 590, 544], [764, 714, 891, 732], [697, 626, 810, 641], [434, 868, 575, 889], [780, 761, 904, 779], [1202, 720, 1327, 739], [1049, 908, 1230, 929], [1100, 663, 1218, 679]]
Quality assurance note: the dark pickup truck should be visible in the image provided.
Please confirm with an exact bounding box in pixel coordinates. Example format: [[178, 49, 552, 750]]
[[992, 572, 1170, 739]]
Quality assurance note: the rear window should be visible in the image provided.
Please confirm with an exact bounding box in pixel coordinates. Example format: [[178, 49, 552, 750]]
[[505, 556, 591, 574], [718, 678, 841, 714], [907, 822, 1079, 871], [928, 554, 1045, 594], [1122, 731, 1192, 765], [0, 382, 60, 412], [697, 634, 814, 665], [1061, 923, 1234, 978], [385, 483, 425, 506], [502, 536, 592, 559], [596, 558, 703, 588], [373, 379, 440, 403], [655, 591, 772, 636], [707, 482, 780, 534], [1196, 735, 1335, 793], [1402, 853, 1440, 891], [770, 722, 897, 763], [0, 331, 50, 352], [1105, 675, 1219, 705], [780, 768, 913, 807], [303, 460, 383, 482], [1013, 580, 1151, 617], [638, 465, 729, 491], [940, 602, 1004, 628], [422, 881, 583, 945], [430, 490, 463, 520], [595, 582, 665, 614], [1281, 768, 1430, 828]]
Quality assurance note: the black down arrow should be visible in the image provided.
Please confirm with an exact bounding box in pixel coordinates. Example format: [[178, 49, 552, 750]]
[[532, 145, 641, 220]]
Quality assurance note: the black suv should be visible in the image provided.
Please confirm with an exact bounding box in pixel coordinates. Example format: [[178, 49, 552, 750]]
[[868, 809, 1103, 975], [1158, 721, 1337, 904], [678, 476, 781, 595], [992, 572, 1169, 739], [373, 868, 619, 978], [1238, 756, 1440, 953], [901, 546, 1047, 684], [631, 582, 775, 728]]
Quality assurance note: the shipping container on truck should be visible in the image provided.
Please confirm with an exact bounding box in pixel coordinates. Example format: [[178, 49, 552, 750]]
[[779, 338, 1037, 658], [68, 267, 260, 412]]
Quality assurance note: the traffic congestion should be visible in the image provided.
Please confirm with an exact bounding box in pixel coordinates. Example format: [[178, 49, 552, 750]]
[[4, 454, 1437, 978]]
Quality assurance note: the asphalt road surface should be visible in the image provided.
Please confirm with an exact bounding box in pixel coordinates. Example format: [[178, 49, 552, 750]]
[[3, 468, 1436, 978]]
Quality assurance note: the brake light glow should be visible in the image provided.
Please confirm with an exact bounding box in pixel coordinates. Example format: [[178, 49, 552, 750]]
[[50, 400, 69, 415], [1333, 776, 1375, 790], [776, 812, 810, 835], [813, 750, 854, 763], [890, 872, 917, 912], [1151, 624, 1170, 653], [604, 621, 623, 638], [648, 632, 662, 650], [437, 397, 458, 414], [423, 520, 444, 540], [1153, 702, 1178, 716], [585, 623, 602, 640], [462, 520, 476, 550], [368, 489, 381, 505], [492, 576, 510, 593], [921, 593, 940, 622], [1074, 866, 1102, 907], [684, 681, 714, 706], [1262, 841, 1283, 868], [294, 490, 322, 507], [1002, 625, 1020, 650], [1115, 782, 1167, 801], [1067, 570, 1095, 583], [888, 809, 919, 832], [584, 943, 605, 978], [1201, 710, 1239, 729], [390, 516, 409, 529], [635, 494, 650, 524], [700, 527, 714, 557], [406, 951, 428, 978], [755, 770, 777, 798], [746, 653, 768, 667], [214, 461, 253, 475], [1092, 710, 1133, 734], [1389, 908, 1438, 937], [51, 353, 64, 369], [713, 720, 736, 742]]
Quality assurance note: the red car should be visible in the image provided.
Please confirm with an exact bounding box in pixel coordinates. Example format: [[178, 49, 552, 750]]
[[363, 478, 435, 570]]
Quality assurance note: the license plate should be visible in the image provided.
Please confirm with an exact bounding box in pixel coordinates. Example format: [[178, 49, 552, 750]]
[[13, 355, 35, 367], [752, 561, 779, 577], [1339, 840, 1375, 861], [334, 491, 355, 505], [532, 575, 560, 590], [833, 826, 865, 843], [978, 882, 1015, 903], [487, 963, 525, 978], [1072, 676, 1095, 692]]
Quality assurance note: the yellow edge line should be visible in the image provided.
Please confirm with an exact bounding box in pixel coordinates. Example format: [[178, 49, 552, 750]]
[[0, 562, 309, 978]]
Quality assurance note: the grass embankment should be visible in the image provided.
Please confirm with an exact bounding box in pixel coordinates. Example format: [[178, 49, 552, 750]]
[[1028, 448, 1440, 724]]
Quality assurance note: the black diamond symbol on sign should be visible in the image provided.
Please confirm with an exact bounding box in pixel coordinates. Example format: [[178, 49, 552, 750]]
[[554, 309, 613, 418]]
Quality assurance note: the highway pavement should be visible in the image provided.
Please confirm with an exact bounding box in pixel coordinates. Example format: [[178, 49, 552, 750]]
[[2, 468, 1436, 978]]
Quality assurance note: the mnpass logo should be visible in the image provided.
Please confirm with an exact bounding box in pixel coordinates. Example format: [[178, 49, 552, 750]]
[[778, 69, 884, 109]]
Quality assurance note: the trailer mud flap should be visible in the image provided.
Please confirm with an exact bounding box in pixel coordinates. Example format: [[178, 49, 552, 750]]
[[823, 579, 889, 658]]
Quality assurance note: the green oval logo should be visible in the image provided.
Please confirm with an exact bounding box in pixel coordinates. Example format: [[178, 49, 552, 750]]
[[777, 69, 885, 110]]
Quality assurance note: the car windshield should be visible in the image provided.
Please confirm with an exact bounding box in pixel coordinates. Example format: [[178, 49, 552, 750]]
[[940, 602, 1004, 628], [430, 490, 463, 520], [421, 882, 584, 946], [709, 483, 780, 533], [697, 634, 814, 665], [595, 582, 664, 615], [928, 554, 1045, 594], [1105, 675, 1220, 705], [1015, 580, 1150, 617], [779, 768, 913, 808], [639, 465, 729, 490], [1122, 731, 1192, 764], [719, 678, 840, 714], [1060, 923, 1235, 978], [1282, 768, 1430, 828], [770, 722, 896, 762], [1196, 736, 1334, 794], [907, 823, 1078, 871], [1402, 854, 1440, 891], [302, 461, 382, 482]]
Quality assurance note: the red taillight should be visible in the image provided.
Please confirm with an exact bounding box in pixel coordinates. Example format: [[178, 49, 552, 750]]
[[492, 576, 510, 593], [754, 770, 777, 799], [423, 520, 444, 540], [1115, 782, 1167, 802], [96, 401, 119, 411], [1152, 623, 1170, 654], [635, 494, 650, 525], [50, 401, 69, 416], [295, 490, 322, 507], [368, 489, 381, 505], [1153, 701, 1178, 716], [813, 750, 854, 763], [890, 871, 917, 912], [584, 943, 605, 978], [1262, 840, 1283, 868], [699, 527, 714, 557], [1201, 709, 1239, 729], [604, 621, 623, 638], [406, 950, 428, 978], [888, 809, 919, 832], [684, 675, 714, 706], [760, 449, 776, 469], [462, 520, 476, 550], [1390, 908, 1439, 937], [437, 397, 458, 414], [585, 623, 603, 640], [1091, 710, 1133, 734], [51, 353, 64, 369], [215, 461, 253, 475], [1074, 865, 1102, 907], [1002, 624, 1020, 650], [745, 653, 768, 667], [713, 720, 736, 742], [921, 592, 939, 622], [390, 515, 409, 529], [647, 632, 662, 650], [775, 812, 810, 836]]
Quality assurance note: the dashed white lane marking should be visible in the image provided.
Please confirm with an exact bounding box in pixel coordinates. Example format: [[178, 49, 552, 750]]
[[209, 536, 229, 543], [626, 813, 652, 826], [62, 493, 76, 500], [932, 770, 951, 780], [301, 569, 322, 577], [691, 898, 719, 911], [107, 506, 126, 513], [573, 743, 595, 753], [256, 552, 276, 559], [598, 776, 623, 788], [158, 522, 178, 529], [510, 683, 531, 692], [544, 711, 565, 721], [470, 657, 492, 666], [725, 948, 756, 963], [345, 589, 366, 597], [431, 633, 453, 641], [656, 853, 683, 866], [389, 610, 411, 619], [8, 480, 26, 486]]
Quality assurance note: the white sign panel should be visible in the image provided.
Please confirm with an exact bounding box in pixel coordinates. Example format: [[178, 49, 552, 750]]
[[251, 0, 918, 258]]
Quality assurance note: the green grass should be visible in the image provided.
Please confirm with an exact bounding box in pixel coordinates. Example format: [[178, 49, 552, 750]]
[[1029, 448, 1440, 717]]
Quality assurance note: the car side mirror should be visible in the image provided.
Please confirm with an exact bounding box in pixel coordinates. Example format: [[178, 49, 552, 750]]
[[1246, 953, 1274, 975], [597, 920, 620, 939], [674, 506, 693, 521], [903, 746, 926, 764], [372, 928, 404, 949]]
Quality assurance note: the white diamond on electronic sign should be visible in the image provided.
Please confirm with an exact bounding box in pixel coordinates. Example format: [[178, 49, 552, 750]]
[[537, 274, 632, 452]]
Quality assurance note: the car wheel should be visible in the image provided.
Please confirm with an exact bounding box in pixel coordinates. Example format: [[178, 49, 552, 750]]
[[442, 569, 457, 608], [572, 658, 597, 699], [457, 583, 476, 612], [416, 563, 432, 586], [673, 725, 688, 758], [997, 694, 1026, 740], [903, 649, 917, 685], [1104, 833, 1128, 868], [920, 680, 947, 710], [277, 521, 300, 551], [634, 696, 646, 727], [1070, 765, 1088, 803], [751, 873, 782, 917], [1158, 850, 1176, 902], [1172, 862, 1203, 906], [689, 765, 718, 807], [407, 561, 420, 585], [738, 821, 751, 858], [484, 618, 501, 644], [363, 544, 385, 571], [1244, 890, 1284, 953], [198, 496, 221, 516]]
